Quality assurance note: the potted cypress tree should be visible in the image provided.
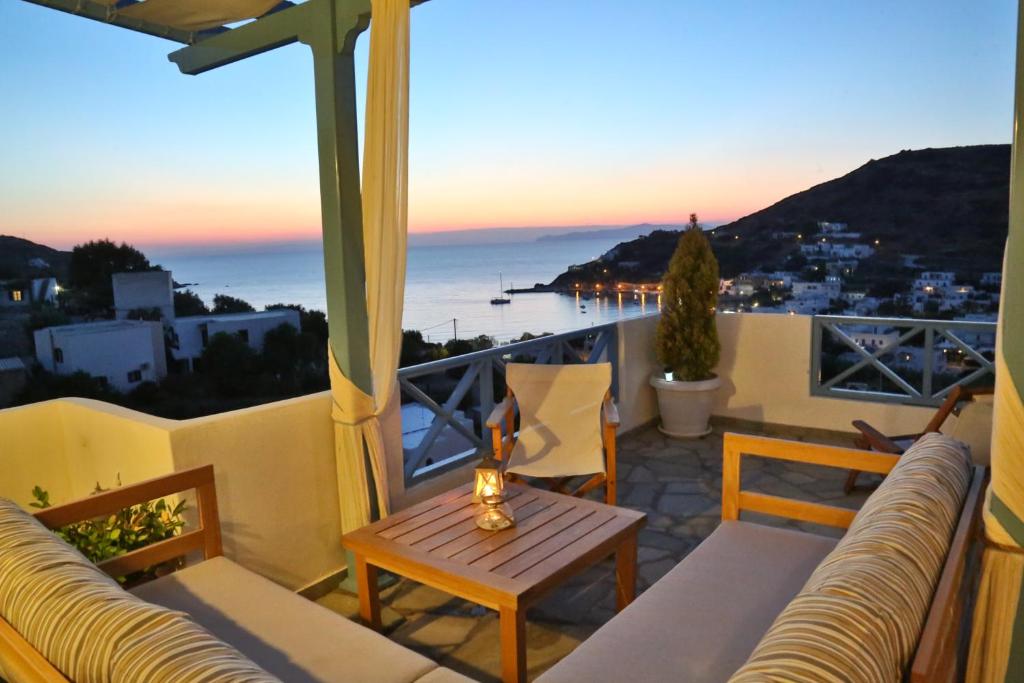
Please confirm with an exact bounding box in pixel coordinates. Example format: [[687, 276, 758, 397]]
[[649, 214, 721, 437]]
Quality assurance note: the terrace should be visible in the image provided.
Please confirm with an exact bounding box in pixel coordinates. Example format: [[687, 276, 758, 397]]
[[1, 0, 1021, 681]]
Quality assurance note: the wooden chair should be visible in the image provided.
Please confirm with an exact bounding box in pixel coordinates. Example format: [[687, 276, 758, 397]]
[[486, 362, 619, 505], [845, 384, 993, 493]]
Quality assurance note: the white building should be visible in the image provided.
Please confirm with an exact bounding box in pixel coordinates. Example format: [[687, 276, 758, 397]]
[[0, 277, 58, 309], [981, 272, 1003, 287], [168, 309, 301, 371], [113, 271, 175, 321], [914, 272, 956, 292], [846, 326, 900, 352], [817, 221, 848, 234], [792, 281, 841, 299], [33, 320, 167, 392]]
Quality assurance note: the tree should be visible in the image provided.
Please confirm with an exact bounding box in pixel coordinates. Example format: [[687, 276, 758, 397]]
[[265, 303, 328, 346], [67, 239, 158, 314], [212, 294, 255, 314], [199, 332, 261, 396], [174, 290, 209, 316], [655, 213, 720, 381]]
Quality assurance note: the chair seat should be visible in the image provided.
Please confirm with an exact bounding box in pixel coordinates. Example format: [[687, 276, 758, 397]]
[[536, 521, 839, 683], [131, 556, 468, 683]]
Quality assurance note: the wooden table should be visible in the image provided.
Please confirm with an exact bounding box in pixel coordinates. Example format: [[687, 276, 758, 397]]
[[342, 482, 646, 683]]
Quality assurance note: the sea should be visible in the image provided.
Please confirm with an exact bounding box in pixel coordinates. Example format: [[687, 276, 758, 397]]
[[148, 235, 660, 344]]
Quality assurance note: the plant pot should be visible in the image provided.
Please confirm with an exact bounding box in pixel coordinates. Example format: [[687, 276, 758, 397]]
[[649, 374, 721, 438]]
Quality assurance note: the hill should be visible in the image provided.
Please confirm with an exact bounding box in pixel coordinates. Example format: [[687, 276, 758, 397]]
[[544, 144, 1009, 288], [0, 235, 71, 280]]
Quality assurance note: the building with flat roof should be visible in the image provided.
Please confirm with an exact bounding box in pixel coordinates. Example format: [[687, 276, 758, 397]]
[[168, 309, 301, 371], [33, 320, 166, 392], [113, 271, 175, 321]]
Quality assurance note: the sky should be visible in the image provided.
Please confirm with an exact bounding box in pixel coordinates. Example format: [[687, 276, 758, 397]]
[[0, 0, 1018, 249]]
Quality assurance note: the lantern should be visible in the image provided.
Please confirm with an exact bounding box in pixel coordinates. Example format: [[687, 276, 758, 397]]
[[472, 454, 504, 503]]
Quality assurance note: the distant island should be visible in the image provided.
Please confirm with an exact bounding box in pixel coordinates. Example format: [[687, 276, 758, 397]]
[[535, 224, 677, 243]]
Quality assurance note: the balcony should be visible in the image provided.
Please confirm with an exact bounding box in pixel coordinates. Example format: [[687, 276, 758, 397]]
[[0, 311, 994, 680]]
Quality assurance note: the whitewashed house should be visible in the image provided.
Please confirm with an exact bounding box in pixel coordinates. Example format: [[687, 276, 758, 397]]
[[113, 271, 175, 320], [914, 271, 956, 293], [33, 320, 167, 391], [792, 280, 841, 299], [981, 272, 1003, 287], [167, 309, 301, 372], [0, 277, 58, 308]]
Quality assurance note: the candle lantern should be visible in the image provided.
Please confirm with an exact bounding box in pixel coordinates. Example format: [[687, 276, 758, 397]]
[[472, 454, 504, 503]]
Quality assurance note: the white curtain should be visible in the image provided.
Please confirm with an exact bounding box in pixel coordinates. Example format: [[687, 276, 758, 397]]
[[331, 0, 410, 534]]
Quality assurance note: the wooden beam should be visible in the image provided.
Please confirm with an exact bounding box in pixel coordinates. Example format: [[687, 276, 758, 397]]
[[21, 0, 194, 44]]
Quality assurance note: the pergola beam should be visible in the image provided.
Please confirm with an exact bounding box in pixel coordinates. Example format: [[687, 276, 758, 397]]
[[21, 0, 196, 44], [168, 1, 316, 75]]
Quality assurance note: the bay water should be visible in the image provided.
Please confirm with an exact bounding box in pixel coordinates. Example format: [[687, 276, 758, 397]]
[[149, 235, 658, 344]]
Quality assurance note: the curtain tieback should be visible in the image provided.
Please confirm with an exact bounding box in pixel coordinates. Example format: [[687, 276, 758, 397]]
[[328, 346, 377, 426]]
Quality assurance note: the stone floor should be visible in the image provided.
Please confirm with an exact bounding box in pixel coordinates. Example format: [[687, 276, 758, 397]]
[[317, 422, 875, 682]]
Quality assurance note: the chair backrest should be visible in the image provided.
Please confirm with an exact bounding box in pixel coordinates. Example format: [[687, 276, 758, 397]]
[[504, 363, 611, 479]]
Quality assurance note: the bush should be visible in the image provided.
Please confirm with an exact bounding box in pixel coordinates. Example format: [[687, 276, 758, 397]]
[[30, 482, 186, 585], [199, 332, 262, 396], [655, 214, 720, 381]]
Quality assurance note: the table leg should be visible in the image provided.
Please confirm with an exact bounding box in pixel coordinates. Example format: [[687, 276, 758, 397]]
[[615, 531, 638, 612], [355, 554, 381, 630], [499, 605, 526, 683]]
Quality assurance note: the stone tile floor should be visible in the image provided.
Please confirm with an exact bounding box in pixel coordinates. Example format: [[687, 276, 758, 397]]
[[318, 422, 875, 682]]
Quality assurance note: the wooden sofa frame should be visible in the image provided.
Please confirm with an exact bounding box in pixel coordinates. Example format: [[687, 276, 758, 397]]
[[0, 465, 222, 683], [723, 433, 987, 683]]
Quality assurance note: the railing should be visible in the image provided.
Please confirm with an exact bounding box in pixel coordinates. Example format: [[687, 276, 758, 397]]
[[398, 322, 618, 483], [810, 315, 997, 406]]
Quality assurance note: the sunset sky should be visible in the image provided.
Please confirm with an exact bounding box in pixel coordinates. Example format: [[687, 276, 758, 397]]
[[0, 0, 1017, 249]]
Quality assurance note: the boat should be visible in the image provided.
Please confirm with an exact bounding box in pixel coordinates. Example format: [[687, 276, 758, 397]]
[[490, 273, 511, 305]]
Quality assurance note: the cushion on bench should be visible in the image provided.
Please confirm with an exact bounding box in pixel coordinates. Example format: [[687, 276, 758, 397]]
[[729, 433, 972, 683], [131, 554, 458, 683], [535, 521, 839, 683], [0, 498, 279, 683]]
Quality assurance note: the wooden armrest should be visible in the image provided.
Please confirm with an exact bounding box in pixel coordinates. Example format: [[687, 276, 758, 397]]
[[722, 433, 901, 528], [725, 432, 901, 473], [602, 397, 620, 427], [486, 397, 513, 429], [851, 419, 909, 454], [33, 465, 223, 577]]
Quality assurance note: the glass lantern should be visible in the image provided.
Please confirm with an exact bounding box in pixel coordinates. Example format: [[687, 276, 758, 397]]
[[475, 494, 515, 531], [473, 454, 504, 503]]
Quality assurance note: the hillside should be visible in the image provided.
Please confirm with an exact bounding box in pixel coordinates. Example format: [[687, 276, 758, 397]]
[[544, 144, 1009, 288], [0, 235, 71, 280]]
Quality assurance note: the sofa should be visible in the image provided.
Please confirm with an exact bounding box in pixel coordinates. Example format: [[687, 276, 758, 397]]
[[0, 465, 472, 683], [538, 431, 985, 683]]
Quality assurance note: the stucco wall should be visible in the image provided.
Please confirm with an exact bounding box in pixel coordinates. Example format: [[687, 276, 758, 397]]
[[616, 312, 935, 435], [0, 401, 72, 506]]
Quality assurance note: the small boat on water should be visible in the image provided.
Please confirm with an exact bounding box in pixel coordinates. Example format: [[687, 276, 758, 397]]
[[490, 273, 511, 305]]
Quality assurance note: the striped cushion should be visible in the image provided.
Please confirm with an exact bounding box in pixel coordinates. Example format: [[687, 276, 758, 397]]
[[112, 615, 280, 683], [729, 433, 972, 682], [0, 498, 280, 682]]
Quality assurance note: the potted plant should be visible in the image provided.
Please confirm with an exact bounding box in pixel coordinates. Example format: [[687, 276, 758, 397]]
[[650, 214, 721, 437]]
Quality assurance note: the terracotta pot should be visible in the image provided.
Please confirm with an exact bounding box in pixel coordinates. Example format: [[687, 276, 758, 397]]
[[649, 374, 721, 438]]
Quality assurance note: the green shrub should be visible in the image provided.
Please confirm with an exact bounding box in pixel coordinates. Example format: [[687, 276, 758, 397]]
[[655, 214, 721, 381], [30, 481, 186, 584]]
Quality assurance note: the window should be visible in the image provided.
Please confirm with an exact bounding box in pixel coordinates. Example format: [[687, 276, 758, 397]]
[[236, 329, 250, 344], [127, 370, 142, 383], [11, 290, 23, 302], [53, 348, 63, 363]]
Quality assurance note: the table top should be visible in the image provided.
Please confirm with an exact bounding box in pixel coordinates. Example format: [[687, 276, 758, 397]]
[[343, 482, 646, 608]]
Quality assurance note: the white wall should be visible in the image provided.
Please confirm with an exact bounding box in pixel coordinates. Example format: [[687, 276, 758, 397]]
[[34, 322, 166, 391], [112, 271, 175, 321], [616, 312, 933, 435]]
